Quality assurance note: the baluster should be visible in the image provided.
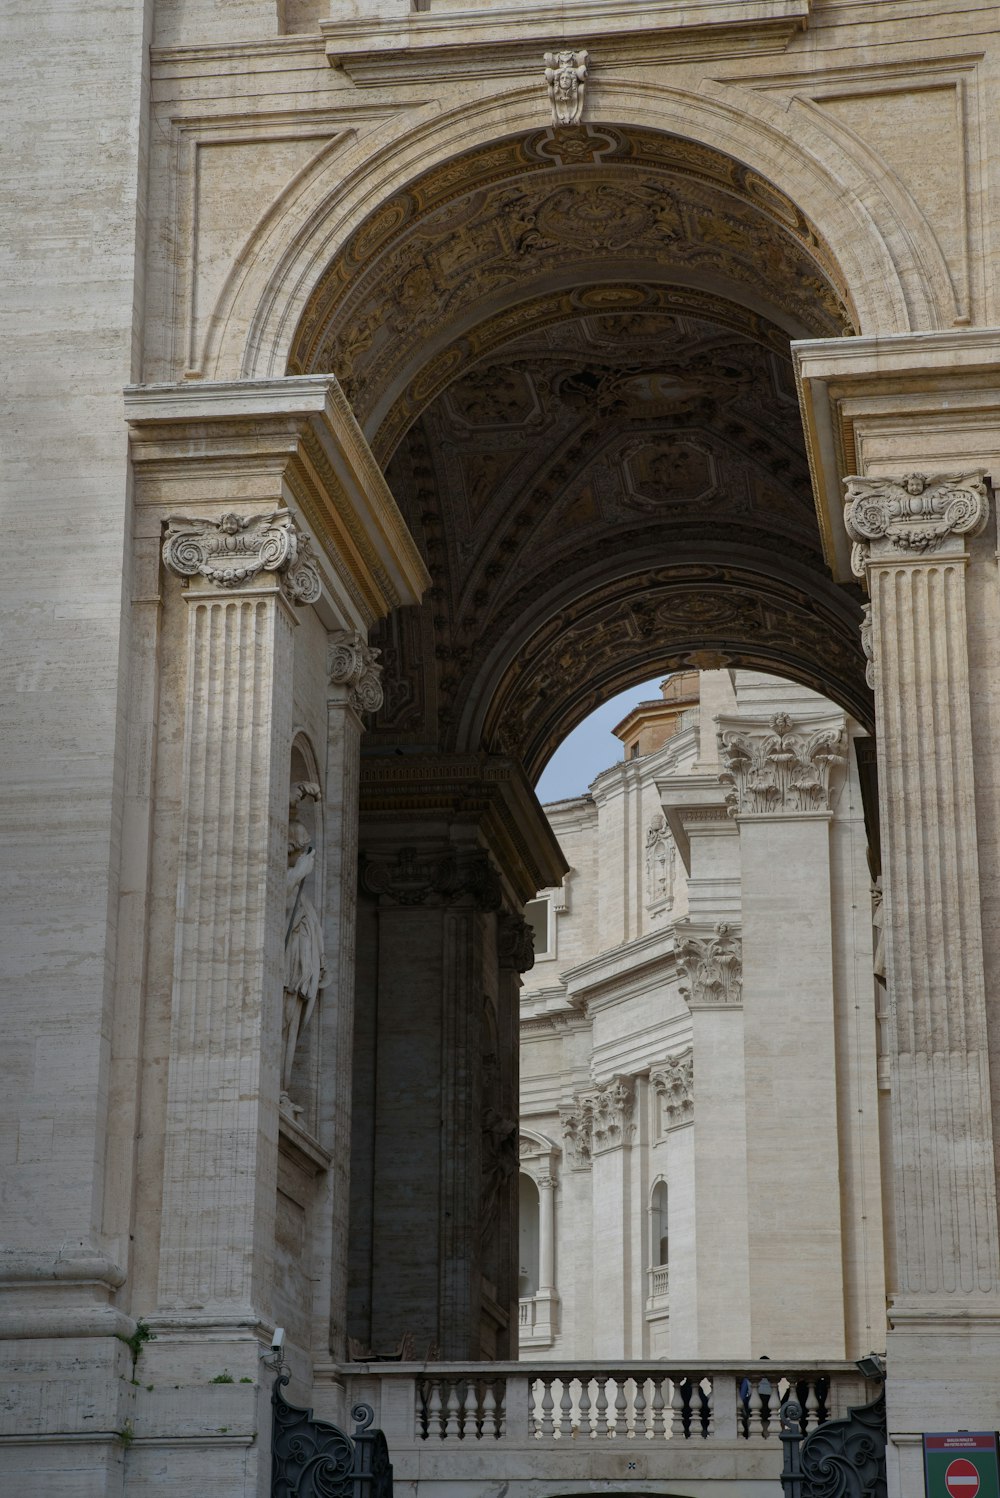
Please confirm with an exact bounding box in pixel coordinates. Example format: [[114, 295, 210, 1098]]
[[559, 1379, 574, 1437], [747, 1378, 764, 1440], [579, 1376, 592, 1438], [417, 1381, 428, 1440], [540, 1376, 555, 1438], [595, 1375, 609, 1438], [427, 1379, 443, 1440], [670, 1377, 688, 1439], [699, 1376, 713, 1440], [633, 1378, 647, 1439], [650, 1375, 666, 1440], [445, 1383, 462, 1438], [461, 1382, 478, 1439], [803, 1379, 821, 1433], [482, 1381, 498, 1440], [613, 1377, 627, 1438]]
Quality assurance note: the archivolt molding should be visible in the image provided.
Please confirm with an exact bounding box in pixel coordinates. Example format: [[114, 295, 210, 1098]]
[[474, 564, 869, 783], [204, 79, 936, 383]]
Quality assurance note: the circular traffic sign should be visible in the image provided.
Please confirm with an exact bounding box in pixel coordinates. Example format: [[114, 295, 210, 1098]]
[[945, 1458, 981, 1497]]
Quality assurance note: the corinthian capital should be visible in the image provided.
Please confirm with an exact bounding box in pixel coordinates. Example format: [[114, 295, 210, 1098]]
[[843, 471, 990, 575], [327, 629, 383, 715], [675, 922, 742, 1009], [718, 712, 846, 816], [162, 509, 321, 603]]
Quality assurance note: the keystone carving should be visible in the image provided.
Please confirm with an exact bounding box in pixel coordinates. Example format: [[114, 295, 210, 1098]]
[[843, 471, 990, 575], [328, 629, 384, 715], [162, 510, 321, 602], [650, 1050, 694, 1128], [718, 712, 846, 816], [676, 922, 742, 1008], [360, 846, 502, 910], [498, 912, 536, 973], [544, 50, 588, 126], [560, 1076, 634, 1167]]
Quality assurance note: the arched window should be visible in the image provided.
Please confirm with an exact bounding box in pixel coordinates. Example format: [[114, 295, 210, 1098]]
[[651, 1180, 669, 1269], [519, 1173, 540, 1297]]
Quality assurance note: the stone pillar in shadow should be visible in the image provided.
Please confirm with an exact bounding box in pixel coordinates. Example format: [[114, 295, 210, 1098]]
[[348, 756, 565, 1360]]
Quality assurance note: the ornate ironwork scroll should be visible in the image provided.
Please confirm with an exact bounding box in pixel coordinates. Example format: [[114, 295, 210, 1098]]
[[272, 1378, 393, 1498], [780, 1389, 886, 1498]]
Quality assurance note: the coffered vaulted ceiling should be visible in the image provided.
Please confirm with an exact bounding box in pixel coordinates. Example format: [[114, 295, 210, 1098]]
[[290, 127, 870, 776]]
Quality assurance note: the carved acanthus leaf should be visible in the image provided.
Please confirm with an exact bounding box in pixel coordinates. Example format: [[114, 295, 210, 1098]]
[[860, 603, 875, 691], [718, 712, 846, 816], [560, 1076, 635, 1167], [162, 510, 320, 602], [676, 922, 742, 1008], [650, 1049, 694, 1128], [360, 846, 502, 910], [843, 471, 990, 574], [328, 629, 384, 715]]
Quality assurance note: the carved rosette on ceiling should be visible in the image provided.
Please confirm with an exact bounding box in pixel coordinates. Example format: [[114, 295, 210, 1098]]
[[498, 912, 535, 973], [162, 510, 321, 603], [327, 629, 384, 715], [675, 922, 742, 1009], [843, 471, 991, 575], [560, 1076, 635, 1168], [718, 712, 846, 816], [650, 1050, 694, 1129], [360, 846, 502, 910]]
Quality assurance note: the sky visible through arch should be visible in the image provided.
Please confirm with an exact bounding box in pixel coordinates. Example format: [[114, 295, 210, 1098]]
[[534, 678, 665, 805]]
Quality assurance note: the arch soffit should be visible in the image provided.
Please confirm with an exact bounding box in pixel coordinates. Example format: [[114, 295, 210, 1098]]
[[207, 78, 945, 383]]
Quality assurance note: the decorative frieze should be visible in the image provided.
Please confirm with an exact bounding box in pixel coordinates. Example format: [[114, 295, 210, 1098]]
[[360, 846, 502, 910], [327, 628, 384, 715], [560, 1077, 635, 1167], [162, 509, 321, 602], [843, 470, 990, 575], [718, 712, 846, 816], [543, 49, 588, 126], [676, 922, 742, 1009], [650, 1050, 694, 1129]]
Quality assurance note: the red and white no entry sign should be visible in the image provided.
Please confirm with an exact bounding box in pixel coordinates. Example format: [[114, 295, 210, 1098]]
[[946, 1458, 982, 1497]]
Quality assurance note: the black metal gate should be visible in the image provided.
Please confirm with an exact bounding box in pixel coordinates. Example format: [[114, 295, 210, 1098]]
[[271, 1377, 393, 1498]]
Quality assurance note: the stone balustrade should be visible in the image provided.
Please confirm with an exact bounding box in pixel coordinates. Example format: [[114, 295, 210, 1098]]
[[340, 1361, 870, 1492]]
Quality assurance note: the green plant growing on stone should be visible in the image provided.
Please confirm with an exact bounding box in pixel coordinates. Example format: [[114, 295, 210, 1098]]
[[116, 1420, 135, 1448], [116, 1319, 156, 1377], [211, 1370, 235, 1384]]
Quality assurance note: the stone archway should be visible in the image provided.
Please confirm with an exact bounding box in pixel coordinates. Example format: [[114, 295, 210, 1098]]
[[296, 121, 880, 1362]]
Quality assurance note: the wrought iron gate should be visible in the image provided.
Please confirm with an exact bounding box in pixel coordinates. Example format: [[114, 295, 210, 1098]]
[[271, 1376, 393, 1498]]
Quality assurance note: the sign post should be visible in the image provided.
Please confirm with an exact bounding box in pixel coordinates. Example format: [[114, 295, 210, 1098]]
[[924, 1434, 1000, 1498]]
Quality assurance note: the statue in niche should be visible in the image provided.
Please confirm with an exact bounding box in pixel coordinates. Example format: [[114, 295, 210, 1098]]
[[282, 782, 327, 1115]]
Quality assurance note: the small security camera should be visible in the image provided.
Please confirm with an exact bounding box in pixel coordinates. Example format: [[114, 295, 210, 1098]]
[[271, 1327, 285, 1353]]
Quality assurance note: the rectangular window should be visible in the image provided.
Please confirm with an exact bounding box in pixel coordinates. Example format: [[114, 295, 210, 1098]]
[[525, 896, 553, 960]]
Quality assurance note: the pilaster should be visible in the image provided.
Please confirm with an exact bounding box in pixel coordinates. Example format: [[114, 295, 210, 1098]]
[[719, 709, 848, 1358], [796, 332, 1000, 1491]]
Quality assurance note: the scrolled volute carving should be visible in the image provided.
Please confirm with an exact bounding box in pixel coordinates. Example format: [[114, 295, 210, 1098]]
[[328, 629, 384, 715], [650, 1049, 694, 1128], [162, 509, 320, 602], [718, 712, 846, 816], [361, 846, 501, 911], [498, 912, 535, 973], [560, 1076, 634, 1166], [676, 922, 742, 1008], [843, 470, 990, 574]]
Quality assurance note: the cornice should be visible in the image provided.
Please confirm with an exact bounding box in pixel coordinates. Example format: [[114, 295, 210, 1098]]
[[562, 928, 677, 1008], [358, 752, 567, 901], [125, 377, 429, 624], [321, 1, 811, 86]]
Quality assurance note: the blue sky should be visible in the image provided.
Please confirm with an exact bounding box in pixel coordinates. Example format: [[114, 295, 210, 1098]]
[[534, 678, 664, 804]]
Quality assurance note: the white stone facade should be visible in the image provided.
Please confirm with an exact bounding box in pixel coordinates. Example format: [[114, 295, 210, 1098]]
[[519, 672, 886, 1364], [6, 1, 1000, 1494]]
